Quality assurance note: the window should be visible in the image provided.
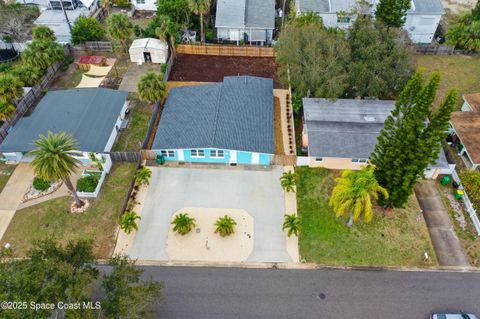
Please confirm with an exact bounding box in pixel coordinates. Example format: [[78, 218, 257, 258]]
[[315, 157, 323, 162], [136, 0, 145, 4], [190, 149, 205, 157], [161, 150, 175, 158], [210, 150, 225, 158], [352, 158, 368, 165], [337, 16, 351, 24]]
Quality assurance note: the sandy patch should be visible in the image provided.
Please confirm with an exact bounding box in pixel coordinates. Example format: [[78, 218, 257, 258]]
[[442, 0, 476, 14], [166, 207, 254, 262]]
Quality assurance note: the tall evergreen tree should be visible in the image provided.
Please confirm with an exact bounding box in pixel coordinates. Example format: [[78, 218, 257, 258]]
[[371, 72, 458, 207], [375, 0, 411, 28]]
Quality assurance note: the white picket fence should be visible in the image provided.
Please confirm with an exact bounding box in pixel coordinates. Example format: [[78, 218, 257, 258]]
[[451, 169, 480, 235]]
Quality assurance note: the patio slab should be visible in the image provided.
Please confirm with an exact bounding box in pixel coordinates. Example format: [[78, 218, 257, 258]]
[[118, 63, 162, 93]]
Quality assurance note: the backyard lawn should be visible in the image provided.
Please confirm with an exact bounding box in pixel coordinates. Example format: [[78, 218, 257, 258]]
[[113, 93, 154, 151], [415, 55, 480, 109], [296, 167, 437, 267], [0, 163, 16, 193], [0, 163, 136, 258]]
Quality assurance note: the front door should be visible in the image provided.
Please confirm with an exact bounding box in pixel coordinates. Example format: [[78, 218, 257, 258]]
[[143, 52, 152, 63]]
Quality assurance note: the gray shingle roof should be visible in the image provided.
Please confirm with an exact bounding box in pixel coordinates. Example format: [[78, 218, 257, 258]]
[[152, 76, 275, 154], [0, 88, 128, 153], [303, 98, 395, 158], [410, 0, 443, 14], [297, 0, 330, 12], [215, 0, 275, 29]]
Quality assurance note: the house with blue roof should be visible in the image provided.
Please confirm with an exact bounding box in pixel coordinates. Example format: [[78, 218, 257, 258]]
[[215, 0, 275, 45], [152, 76, 275, 166]]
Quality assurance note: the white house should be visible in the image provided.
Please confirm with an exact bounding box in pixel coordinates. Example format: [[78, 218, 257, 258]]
[[131, 0, 156, 11], [129, 38, 169, 64], [294, 0, 443, 43], [215, 0, 275, 45]]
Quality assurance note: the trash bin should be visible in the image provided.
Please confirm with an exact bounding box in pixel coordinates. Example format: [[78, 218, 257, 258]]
[[455, 189, 464, 200], [452, 181, 460, 189], [156, 155, 165, 165], [440, 175, 451, 186]]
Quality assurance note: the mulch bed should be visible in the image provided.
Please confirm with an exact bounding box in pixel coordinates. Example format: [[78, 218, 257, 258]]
[[169, 54, 283, 88]]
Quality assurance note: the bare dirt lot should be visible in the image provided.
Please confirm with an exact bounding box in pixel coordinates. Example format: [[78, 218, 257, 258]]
[[169, 54, 283, 88]]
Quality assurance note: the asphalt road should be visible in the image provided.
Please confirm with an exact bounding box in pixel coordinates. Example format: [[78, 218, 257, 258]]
[[136, 266, 480, 319]]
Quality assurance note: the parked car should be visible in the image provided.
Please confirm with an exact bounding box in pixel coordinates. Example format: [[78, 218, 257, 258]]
[[430, 313, 478, 319]]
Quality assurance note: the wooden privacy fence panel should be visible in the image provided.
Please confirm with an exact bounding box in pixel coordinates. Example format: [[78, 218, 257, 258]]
[[71, 41, 114, 52], [107, 152, 141, 162], [413, 44, 454, 55], [177, 44, 275, 57]]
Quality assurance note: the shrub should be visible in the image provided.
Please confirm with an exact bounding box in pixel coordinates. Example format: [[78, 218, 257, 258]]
[[119, 211, 141, 234], [282, 213, 300, 237], [214, 215, 236, 237], [71, 16, 105, 45], [76, 175, 99, 193], [33, 177, 50, 191], [171, 213, 196, 235], [460, 170, 480, 210]]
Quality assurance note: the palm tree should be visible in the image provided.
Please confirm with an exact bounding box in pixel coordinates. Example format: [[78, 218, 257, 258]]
[[171, 213, 196, 235], [187, 0, 211, 43], [282, 213, 300, 237], [0, 100, 16, 125], [155, 14, 178, 51], [119, 211, 141, 234], [329, 166, 388, 227], [280, 171, 297, 192], [214, 215, 236, 237], [29, 131, 85, 208], [135, 166, 152, 186], [137, 72, 167, 103], [22, 40, 65, 71], [32, 26, 56, 42], [100, 0, 113, 14], [0, 73, 24, 105], [107, 13, 134, 54]]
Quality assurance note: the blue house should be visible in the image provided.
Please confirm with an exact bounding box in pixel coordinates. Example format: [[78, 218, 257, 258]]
[[152, 76, 275, 165]]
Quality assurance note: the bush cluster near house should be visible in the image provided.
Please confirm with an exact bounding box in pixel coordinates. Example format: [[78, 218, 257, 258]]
[[446, 0, 480, 52], [460, 170, 480, 211], [275, 14, 413, 99], [71, 16, 105, 45], [33, 177, 51, 191], [76, 174, 100, 193]]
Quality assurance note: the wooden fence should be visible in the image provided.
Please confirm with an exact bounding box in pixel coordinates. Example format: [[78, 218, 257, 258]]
[[0, 62, 62, 143], [107, 152, 141, 162], [71, 41, 114, 52], [412, 43, 455, 55], [176, 44, 275, 57]]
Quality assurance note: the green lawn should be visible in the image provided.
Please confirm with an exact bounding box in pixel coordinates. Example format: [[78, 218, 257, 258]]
[[415, 55, 480, 109], [0, 163, 16, 193], [0, 163, 136, 258], [296, 167, 437, 267], [113, 94, 154, 151]]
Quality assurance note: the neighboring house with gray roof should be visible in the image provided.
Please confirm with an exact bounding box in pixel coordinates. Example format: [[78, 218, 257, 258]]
[[152, 76, 275, 165], [0, 88, 128, 173], [215, 0, 275, 44], [294, 0, 443, 43], [301, 98, 452, 179]]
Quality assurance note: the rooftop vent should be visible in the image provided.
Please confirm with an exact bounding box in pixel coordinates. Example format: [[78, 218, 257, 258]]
[[364, 116, 376, 122]]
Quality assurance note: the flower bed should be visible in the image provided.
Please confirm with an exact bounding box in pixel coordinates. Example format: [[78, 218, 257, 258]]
[[23, 179, 63, 203]]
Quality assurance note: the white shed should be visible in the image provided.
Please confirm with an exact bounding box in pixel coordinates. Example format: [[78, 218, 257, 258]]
[[129, 38, 169, 64]]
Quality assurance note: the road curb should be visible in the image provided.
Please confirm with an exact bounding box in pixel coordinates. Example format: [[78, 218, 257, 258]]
[[97, 259, 480, 273]]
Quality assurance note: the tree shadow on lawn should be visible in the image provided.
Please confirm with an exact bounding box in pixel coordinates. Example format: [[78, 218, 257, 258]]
[[296, 167, 438, 267]]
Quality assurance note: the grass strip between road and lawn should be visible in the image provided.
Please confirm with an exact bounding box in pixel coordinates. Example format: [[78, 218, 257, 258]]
[[296, 167, 438, 267], [0, 163, 137, 258], [0, 163, 17, 194]]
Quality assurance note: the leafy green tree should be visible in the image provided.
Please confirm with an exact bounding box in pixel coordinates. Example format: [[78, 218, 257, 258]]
[[446, 1, 480, 51], [371, 72, 458, 207], [32, 25, 56, 41], [0, 100, 16, 124], [154, 14, 180, 49], [135, 166, 152, 186], [29, 131, 85, 208], [107, 13, 134, 54], [347, 16, 412, 98], [187, 0, 211, 43], [137, 71, 167, 103], [329, 166, 388, 227], [120, 211, 141, 234], [71, 16, 105, 45], [0, 239, 99, 319], [214, 215, 237, 237], [0, 73, 24, 104], [101, 255, 163, 318], [171, 213, 196, 235], [21, 40, 65, 72], [282, 213, 301, 237], [375, 0, 411, 28], [157, 0, 191, 26], [275, 21, 350, 98], [291, 11, 323, 27], [280, 171, 297, 192]]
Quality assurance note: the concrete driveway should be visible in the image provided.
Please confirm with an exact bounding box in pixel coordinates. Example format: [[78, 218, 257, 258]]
[[129, 166, 292, 262], [415, 181, 470, 267]]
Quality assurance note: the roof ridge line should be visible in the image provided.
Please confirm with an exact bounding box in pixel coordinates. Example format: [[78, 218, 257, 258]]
[[210, 82, 224, 146]]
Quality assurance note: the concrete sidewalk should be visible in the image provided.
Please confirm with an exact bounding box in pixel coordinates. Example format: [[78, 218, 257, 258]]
[[415, 181, 470, 267]]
